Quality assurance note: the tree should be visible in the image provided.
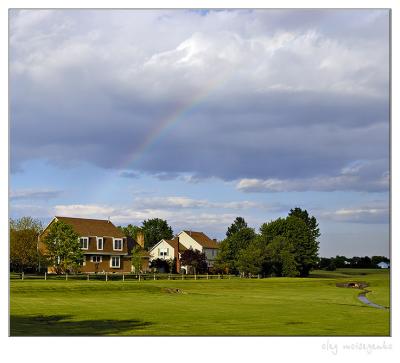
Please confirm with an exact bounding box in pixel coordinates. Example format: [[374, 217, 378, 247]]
[[131, 245, 148, 273], [180, 248, 208, 274], [10, 217, 43, 272], [214, 227, 256, 274], [260, 214, 319, 277], [118, 224, 142, 240], [150, 258, 171, 273], [42, 221, 83, 274], [236, 244, 264, 276], [226, 217, 248, 238], [141, 218, 173, 249]]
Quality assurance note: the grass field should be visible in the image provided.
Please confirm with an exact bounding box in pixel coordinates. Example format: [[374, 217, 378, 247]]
[[9, 269, 390, 336]]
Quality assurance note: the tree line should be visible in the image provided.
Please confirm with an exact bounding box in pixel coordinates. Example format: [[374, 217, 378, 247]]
[[317, 255, 390, 271]]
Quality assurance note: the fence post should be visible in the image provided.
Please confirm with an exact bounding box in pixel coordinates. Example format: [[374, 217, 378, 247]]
[[87, 274, 89, 281], [168, 274, 170, 280], [106, 272, 108, 282], [139, 274, 141, 282], [153, 273, 156, 281], [195, 274, 197, 280], [122, 274, 125, 282], [207, 273, 209, 280], [66, 273, 68, 281], [182, 273, 184, 280], [45, 272, 47, 281], [258, 274, 260, 279], [22, 272, 24, 280]]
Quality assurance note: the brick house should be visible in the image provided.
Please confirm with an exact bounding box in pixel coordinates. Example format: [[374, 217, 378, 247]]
[[39, 216, 147, 273]]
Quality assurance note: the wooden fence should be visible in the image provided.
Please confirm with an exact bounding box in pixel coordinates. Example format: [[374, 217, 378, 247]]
[[10, 272, 263, 281]]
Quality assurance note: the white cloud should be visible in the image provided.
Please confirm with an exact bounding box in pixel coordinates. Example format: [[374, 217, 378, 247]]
[[10, 188, 62, 201], [321, 204, 389, 224], [132, 196, 265, 210]]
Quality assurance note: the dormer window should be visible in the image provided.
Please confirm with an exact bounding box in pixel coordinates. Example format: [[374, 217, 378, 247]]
[[113, 238, 123, 251], [79, 237, 88, 250], [97, 237, 104, 250]]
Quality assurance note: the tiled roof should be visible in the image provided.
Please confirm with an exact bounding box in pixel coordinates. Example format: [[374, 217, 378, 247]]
[[182, 230, 219, 249], [54, 216, 125, 238]]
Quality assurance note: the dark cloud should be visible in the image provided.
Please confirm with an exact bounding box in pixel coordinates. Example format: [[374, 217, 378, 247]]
[[10, 9, 389, 192]]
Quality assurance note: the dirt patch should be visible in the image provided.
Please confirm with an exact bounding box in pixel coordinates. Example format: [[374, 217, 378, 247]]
[[162, 288, 185, 294], [336, 281, 368, 289]]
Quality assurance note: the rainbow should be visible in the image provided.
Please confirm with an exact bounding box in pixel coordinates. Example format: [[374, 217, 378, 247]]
[[118, 67, 233, 171]]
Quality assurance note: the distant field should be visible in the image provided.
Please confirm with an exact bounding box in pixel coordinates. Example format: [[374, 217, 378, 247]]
[[9, 269, 390, 336]]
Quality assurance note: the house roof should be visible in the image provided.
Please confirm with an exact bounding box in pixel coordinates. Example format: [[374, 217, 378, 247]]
[[151, 238, 187, 252], [182, 230, 219, 249], [165, 238, 187, 252], [53, 216, 125, 238]]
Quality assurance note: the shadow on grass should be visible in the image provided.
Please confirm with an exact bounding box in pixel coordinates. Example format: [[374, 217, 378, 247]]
[[10, 314, 152, 336]]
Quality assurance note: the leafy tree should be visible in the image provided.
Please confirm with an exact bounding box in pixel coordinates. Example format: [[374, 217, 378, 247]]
[[236, 242, 264, 276], [226, 217, 248, 238], [150, 258, 171, 273], [118, 224, 142, 240], [10, 217, 43, 272], [333, 255, 349, 268], [180, 248, 208, 274], [141, 218, 173, 249], [214, 227, 256, 274], [42, 221, 83, 274], [131, 245, 148, 273], [260, 214, 319, 277]]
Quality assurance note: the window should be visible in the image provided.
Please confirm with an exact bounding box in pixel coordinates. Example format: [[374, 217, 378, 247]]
[[91, 256, 102, 263], [113, 238, 123, 250], [97, 237, 104, 250], [159, 248, 168, 257], [80, 237, 88, 250], [110, 256, 120, 268]]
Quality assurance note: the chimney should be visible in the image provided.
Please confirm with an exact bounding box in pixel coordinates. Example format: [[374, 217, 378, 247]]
[[136, 231, 145, 248], [107, 216, 110, 223], [213, 238, 217, 242]]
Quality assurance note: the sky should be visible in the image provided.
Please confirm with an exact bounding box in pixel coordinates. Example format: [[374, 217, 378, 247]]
[[9, 9, 390, 257]]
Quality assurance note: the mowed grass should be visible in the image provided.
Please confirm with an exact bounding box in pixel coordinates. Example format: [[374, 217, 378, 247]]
[[10, 269, 390, 336]]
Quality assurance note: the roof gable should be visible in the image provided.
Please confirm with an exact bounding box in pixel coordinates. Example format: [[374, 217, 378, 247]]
[[181, 230, 219, 249], [53, 216, 125, 238]]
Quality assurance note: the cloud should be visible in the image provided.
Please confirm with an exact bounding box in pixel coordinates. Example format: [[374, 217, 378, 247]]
[[236, 160, 389, 192], [320, 203, 389, 224], [10, 189, 63, 201], [51, 203, 238, 238], [10, 9, 389, 192], [132, 196, 267, 210]]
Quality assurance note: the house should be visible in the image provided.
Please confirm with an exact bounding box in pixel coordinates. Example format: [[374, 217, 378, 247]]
[[39, 216, 148, 273], [148, 238, 187, 272], [377, 261, 390, 269], [149, 230, 219, 273]]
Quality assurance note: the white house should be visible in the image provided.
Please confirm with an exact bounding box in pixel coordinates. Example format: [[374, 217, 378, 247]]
[[149, 230, 219, 273], [377, 261, 390, 269], [177, 230, 219, 268]]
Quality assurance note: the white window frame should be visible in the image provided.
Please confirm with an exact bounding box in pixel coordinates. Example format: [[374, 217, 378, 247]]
[[113, 238, 123, 251], [80, 237, 89, 250], [91, 255, 103, 263], [110, 256, 121, 268], [96, 237, 104, 250]]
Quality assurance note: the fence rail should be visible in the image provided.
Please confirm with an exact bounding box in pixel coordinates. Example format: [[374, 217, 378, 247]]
[[10, 272, 262, 281]]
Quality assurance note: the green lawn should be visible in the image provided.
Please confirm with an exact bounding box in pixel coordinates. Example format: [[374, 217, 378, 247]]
[[9, 269, 390, 336]]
